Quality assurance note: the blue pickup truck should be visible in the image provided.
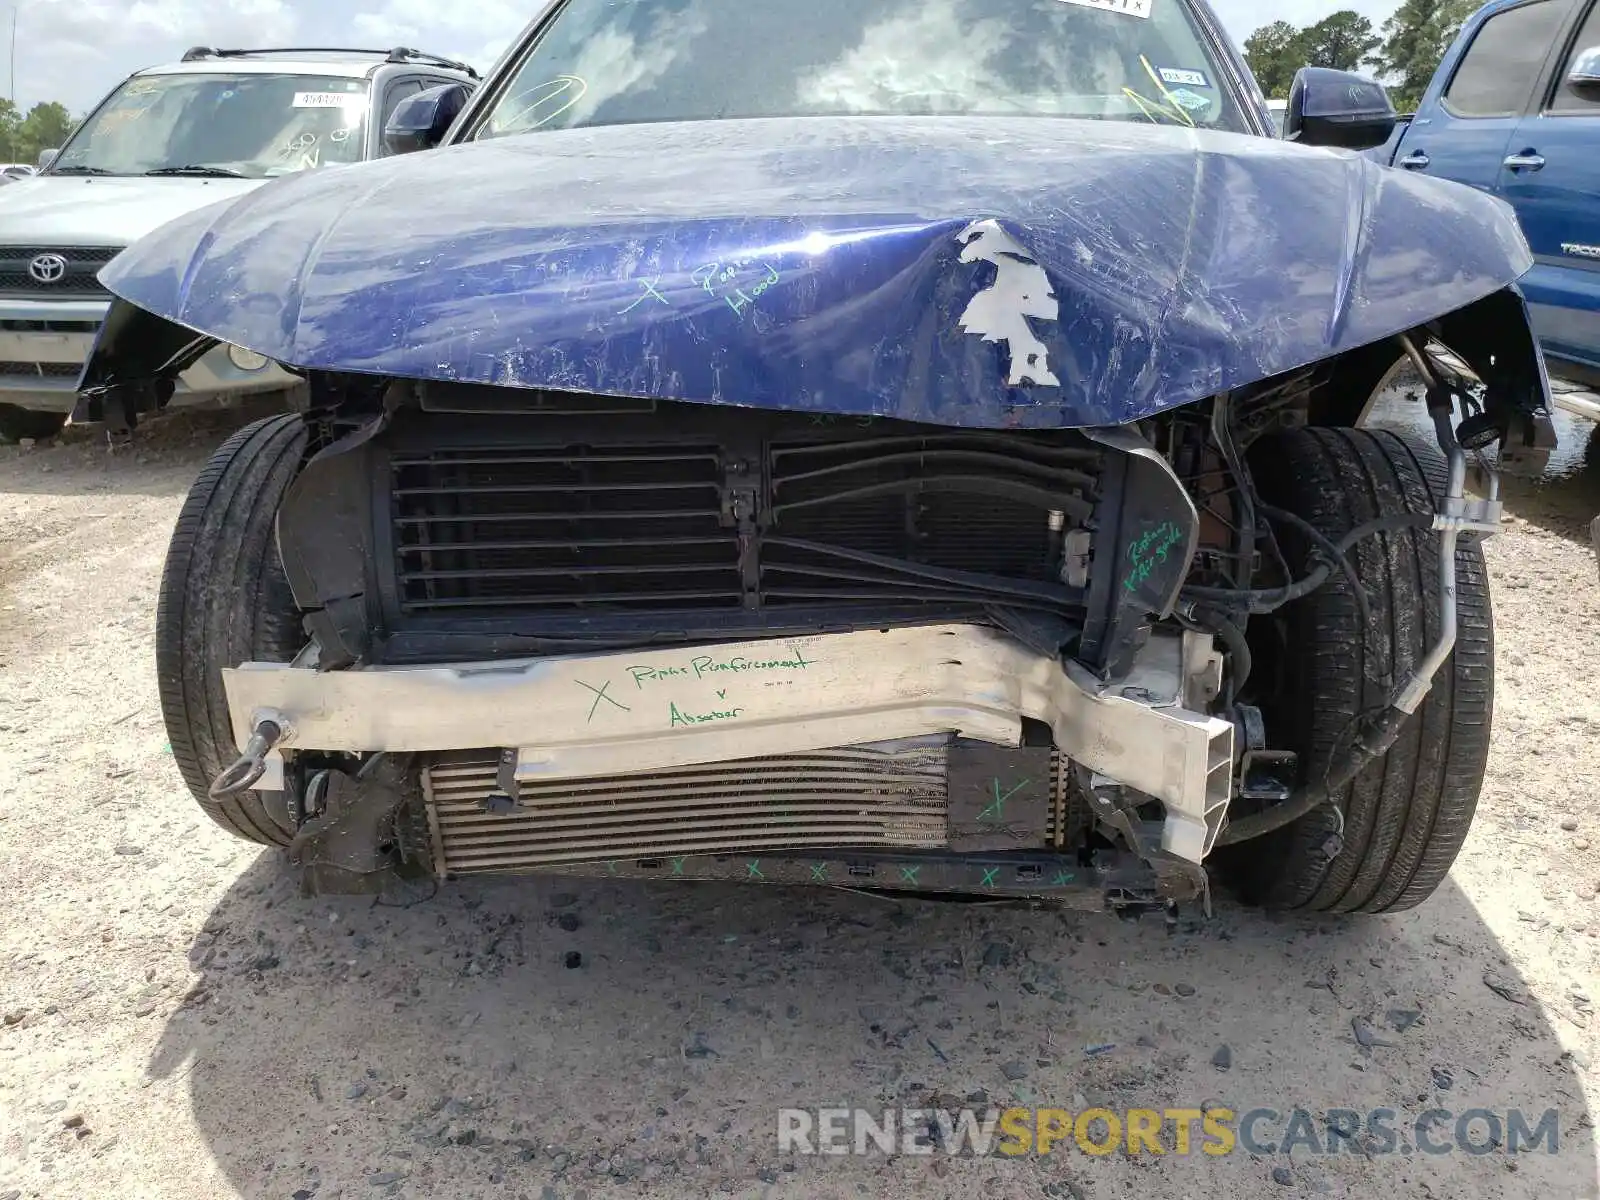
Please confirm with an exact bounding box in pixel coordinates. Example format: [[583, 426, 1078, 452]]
[[1371, 0, 1600, 420]]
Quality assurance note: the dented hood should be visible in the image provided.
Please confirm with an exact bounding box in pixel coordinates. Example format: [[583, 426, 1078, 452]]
[[99, 116, 1532, 428]]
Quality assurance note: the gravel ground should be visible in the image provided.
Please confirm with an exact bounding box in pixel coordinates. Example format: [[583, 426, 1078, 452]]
[[0, 399, 1597, 1200]]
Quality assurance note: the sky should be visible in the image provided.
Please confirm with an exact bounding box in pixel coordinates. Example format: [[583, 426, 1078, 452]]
[[7, 0, 1398, 115]]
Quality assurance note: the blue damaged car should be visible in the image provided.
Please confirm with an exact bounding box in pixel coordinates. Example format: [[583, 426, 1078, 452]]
[[80, 0, 1552, 915]]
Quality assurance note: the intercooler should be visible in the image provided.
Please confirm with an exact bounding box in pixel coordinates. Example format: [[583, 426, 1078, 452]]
[[420, 741, 1086, 876]]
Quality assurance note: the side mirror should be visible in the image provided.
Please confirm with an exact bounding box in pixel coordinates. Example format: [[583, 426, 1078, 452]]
[[37, 148, 58, 170], [1283, 67, 1396, 151], [384, 84, 469, 155], [1566, 45, 1600, 90]]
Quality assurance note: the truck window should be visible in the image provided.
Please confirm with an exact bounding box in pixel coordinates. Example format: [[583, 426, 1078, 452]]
[[474, 0, 1254, 136], [1551, 0, 1600, 109], [1443, 0, 1566, 117]]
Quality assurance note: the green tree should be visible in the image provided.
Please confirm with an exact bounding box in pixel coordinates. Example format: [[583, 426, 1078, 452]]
[[0, 99, 21, 162], [1368, 0, 1476, 110], [1297, 10, 1382, 72], [1244, 20, 1304, 98], [14, 101, 73, 164]]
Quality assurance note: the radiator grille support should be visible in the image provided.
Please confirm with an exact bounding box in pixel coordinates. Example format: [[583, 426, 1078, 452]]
[[387, 417, 1100, 620]]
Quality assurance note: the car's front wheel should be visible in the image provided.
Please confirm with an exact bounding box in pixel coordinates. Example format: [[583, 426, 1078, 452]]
[[156, 414, 307, 845], [1218, 426, 1493, 913]]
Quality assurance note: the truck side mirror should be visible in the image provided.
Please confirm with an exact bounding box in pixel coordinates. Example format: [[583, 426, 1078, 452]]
[[36, 148, 58, 170], [1283, 67, 1396, 152], [1566, 45, 1600, 90], [384, 84, 469, 156]]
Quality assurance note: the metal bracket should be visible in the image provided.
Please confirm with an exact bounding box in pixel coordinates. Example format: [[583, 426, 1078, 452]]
[[1433, 493, 1503, 536], [1233, 703, 1297, 802]]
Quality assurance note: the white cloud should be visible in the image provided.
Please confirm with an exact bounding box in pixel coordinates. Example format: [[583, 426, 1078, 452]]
[[349, 0, 528, 78], [11, 0, 298, 112], [5, 0, 1395, 117]]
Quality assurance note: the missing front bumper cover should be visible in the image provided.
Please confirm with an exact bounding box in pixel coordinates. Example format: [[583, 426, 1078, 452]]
[[225, 624, 1233, 864]]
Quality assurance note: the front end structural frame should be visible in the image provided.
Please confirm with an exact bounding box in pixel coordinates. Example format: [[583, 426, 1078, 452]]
[[225, 624, 1234, 864]]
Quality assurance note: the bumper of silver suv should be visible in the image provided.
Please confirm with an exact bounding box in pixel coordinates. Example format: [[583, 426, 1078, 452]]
[[0, 298, 294, 413]]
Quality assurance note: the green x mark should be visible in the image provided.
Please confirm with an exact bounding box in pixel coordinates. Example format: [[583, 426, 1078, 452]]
[[980, 867, 1000, 888], [575, 678, 630, 723], [747, 860, 765, 880], [670, 856, 686, 876], [899, 864, 921, 884], [605, 860, 619, 875], [977, 777, 1033, 823], [1051, 870, 1074, 886], [810, 863, 828, 882]]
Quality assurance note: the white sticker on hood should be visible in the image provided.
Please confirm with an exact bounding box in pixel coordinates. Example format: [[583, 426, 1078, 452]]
[[955, 220, 1061, 388], [293, 92, 363, 109], [1053, 0, 1151, 19]]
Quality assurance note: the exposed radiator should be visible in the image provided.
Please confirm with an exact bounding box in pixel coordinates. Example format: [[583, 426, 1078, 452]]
[[420, 742, 1087, 875]]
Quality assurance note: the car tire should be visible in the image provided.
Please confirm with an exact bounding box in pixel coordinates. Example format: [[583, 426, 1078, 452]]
[[0, 405, 66, 443], [1220, 426, 1493, 913], [156, 414, 307, 846]]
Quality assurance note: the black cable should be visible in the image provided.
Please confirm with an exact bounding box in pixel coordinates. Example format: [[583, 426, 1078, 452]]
[[1180, 512, 1430, 614], [1214, 708, 1409, 846], [1256, 503, 1374, 635]]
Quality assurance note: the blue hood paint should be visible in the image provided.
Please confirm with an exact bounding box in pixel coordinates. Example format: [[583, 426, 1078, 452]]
[[99, 116, 1533, 429]]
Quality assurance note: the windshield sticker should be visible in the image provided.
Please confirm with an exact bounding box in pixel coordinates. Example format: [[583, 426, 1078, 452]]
[[1128, 55, 1196, 127], [1157, 67, 1209, 87], [1167, 87, 1211, 113], [1051, 0, 1151, 19], [292, 92, 362, 109], [955, 220, 1060, 388]]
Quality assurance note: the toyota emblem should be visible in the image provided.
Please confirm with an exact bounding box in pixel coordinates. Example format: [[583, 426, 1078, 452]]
[[27, 253, 68, 284]]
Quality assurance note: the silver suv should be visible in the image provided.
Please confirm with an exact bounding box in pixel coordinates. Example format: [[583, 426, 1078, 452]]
[[0, 46, 476, 442]]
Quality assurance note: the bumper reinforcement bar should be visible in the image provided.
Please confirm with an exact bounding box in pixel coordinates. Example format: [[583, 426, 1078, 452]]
[[223, 624, 1234, 862]]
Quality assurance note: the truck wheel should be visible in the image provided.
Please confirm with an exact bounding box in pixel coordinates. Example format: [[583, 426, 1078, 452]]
[[156, 414, 307, 845], [0, 405, 66, 443], [1221, 427, 1493, 913]]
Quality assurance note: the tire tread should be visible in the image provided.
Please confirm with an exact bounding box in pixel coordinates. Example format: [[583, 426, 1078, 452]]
[[155, 414, 307, 846], [1236, 426, 1491, 914]]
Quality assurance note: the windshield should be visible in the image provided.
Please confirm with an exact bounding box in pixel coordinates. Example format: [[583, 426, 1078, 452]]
[[52, 73, 370, 178], [476, 0, 1249, 137]]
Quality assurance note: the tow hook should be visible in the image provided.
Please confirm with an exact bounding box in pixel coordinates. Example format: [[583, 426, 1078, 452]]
[[208, 712, 290, 798]]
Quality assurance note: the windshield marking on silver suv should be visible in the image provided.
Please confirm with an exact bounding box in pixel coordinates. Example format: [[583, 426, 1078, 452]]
[[52, 73, 369, 179]]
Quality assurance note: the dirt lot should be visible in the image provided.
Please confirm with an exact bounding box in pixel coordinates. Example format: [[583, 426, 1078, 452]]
[[1, 400, 1598, 1200]]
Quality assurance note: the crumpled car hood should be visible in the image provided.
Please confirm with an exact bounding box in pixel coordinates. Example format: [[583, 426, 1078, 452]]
[[99, 116, 1532, 428]]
